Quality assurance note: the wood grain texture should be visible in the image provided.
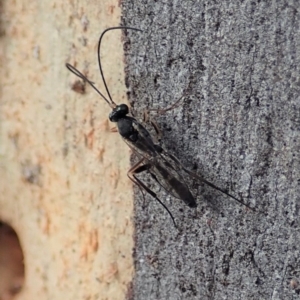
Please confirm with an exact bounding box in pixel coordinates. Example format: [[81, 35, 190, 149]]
[[122, 1, 300, 299], [0, 1, 133, 300]]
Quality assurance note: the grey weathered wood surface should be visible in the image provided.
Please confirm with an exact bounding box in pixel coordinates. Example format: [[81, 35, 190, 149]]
[[122, 1, 300, 299]]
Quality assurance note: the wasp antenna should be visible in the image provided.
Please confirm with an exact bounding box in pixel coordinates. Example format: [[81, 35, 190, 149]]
[[97, 26, 142, 105], [66, 63, 115, 108]]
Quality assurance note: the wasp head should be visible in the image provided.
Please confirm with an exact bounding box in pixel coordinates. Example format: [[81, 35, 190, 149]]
[[109, 104, 129, 122]]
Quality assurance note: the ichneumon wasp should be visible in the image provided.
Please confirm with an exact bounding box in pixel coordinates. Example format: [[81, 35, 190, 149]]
[[66, 26, 256, 226]]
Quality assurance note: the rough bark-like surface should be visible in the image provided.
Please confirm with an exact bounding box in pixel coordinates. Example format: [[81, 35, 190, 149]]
[[122, 1, 300, 299]]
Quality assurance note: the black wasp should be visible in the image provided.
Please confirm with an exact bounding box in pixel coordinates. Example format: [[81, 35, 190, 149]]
[[66, 26, 255, 226]]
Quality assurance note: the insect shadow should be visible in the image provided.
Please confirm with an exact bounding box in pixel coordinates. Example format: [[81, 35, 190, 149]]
[[66, 26, 256, 227]]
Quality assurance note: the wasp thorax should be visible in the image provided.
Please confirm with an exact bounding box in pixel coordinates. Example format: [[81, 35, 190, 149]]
[[109, 104, 129, 122]]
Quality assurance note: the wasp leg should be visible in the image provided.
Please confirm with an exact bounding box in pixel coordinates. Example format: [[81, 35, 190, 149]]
[[150, 119, 162, 142], [139, 110, 162, 143], [110, 127, 118, 132], [143, 95, 186, 142], [148, 94, 185, 115], [165, 152, 257, 212], [127, 160, 177, 227]]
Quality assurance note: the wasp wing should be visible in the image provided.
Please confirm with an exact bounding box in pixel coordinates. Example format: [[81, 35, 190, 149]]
[[148, 153, 197, 207], [130, 149, 197, 208], [119, 117, 197, 207], [160, 150, 257, 211]]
